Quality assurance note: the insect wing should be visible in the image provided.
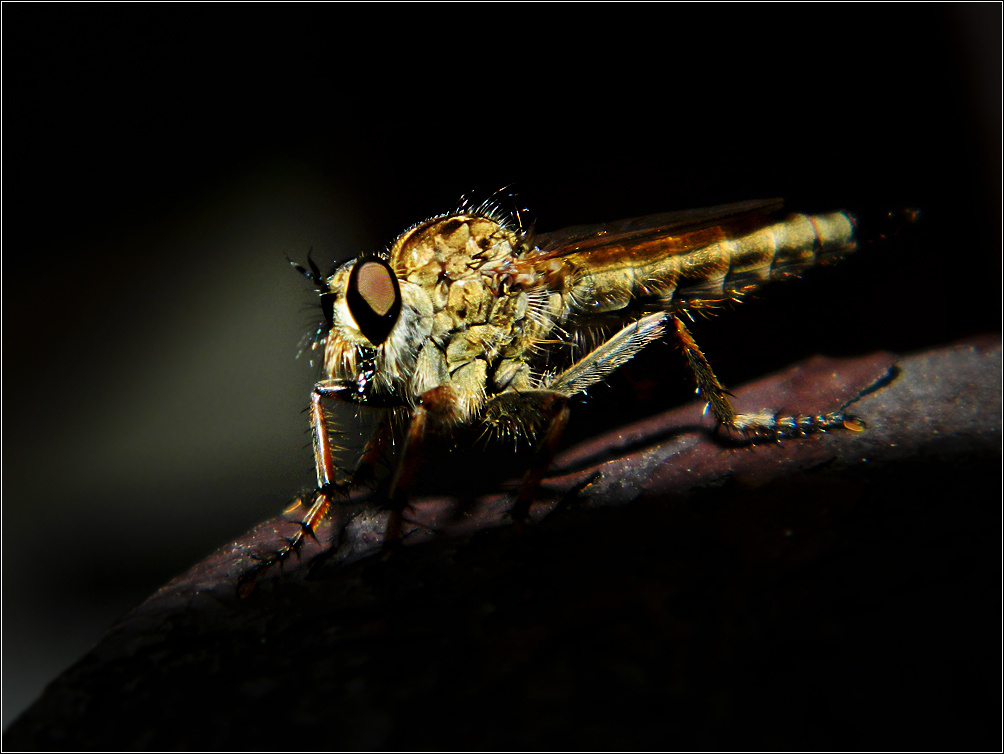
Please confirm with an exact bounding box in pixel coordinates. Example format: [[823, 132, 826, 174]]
[[524, 198, 784, 267]]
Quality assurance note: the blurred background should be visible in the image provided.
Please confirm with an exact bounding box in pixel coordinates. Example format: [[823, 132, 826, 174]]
[[3, 5, 999, 728]]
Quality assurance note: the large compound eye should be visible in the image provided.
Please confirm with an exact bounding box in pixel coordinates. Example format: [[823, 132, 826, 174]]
[[346, 258, 402, 345]]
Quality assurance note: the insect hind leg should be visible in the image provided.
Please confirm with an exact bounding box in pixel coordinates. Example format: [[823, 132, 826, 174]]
[[672, 315, 856, 439]]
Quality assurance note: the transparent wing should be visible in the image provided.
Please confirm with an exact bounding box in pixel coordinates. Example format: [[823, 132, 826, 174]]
[[522, 198, 784, 268]]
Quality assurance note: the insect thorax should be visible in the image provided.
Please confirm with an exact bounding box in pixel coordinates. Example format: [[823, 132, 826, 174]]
[[322, 213, 562, 424]]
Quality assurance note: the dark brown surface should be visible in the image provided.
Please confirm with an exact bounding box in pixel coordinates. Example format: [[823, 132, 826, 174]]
[[4, 337, 1000, 751]]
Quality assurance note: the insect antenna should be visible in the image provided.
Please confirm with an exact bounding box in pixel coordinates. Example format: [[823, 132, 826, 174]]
[[285, 248, 331, 294], [285, 248, 338, 365]]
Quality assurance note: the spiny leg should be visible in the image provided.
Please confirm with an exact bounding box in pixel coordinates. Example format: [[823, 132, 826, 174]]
[[270, 382, 354, 558], [672, 315, 853, 438], [485, 389, 571, 526], [300, 384, 455, 549], [310, 382, 342, 488], [484, 314, 668, 525], [311, 379, 403, 489], [287, 319, 661, 549], [237, 488, 333, 596], [382, 385, 471, 543], [513, 393, 570, 526], [382, 402, 429, 543], [342, 402, 399, 489], [242, 380, 377, 588]]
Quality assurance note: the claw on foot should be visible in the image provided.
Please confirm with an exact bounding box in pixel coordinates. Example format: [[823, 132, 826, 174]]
[[237, 490, 334, 597]]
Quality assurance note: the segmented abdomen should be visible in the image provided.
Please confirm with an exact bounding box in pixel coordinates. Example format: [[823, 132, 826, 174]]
[[565, 211, 858, 315]]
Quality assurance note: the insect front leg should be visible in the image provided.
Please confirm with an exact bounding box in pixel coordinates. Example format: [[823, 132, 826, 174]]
[[310, 380, 399, 490], [310, 381, 343, 490], [672, 315, 853, 438], [243, 381, 373, 587]]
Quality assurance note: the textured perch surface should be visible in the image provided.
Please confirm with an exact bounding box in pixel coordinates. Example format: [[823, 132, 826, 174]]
[[5, 337, 1000, 751]]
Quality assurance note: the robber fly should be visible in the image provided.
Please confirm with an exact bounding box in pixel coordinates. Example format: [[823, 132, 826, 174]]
[[256, 196, 883, 576]]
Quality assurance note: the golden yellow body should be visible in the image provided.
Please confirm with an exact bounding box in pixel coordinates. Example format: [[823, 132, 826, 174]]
[[249, 197, 865, 581]]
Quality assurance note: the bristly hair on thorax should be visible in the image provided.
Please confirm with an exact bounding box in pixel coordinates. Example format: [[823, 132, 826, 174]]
[[288, 187, 532, 371], [454, 187, 532, 242]]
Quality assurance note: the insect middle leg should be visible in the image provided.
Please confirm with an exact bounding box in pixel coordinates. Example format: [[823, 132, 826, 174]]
[[483, 312, 669, 523], [483, 389, 571, 525], [298, 381, 484, 552], [381, 384, 490, 541], [672, 315, 851, 437]]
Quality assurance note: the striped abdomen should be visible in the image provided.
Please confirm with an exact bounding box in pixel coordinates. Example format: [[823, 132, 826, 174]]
[[563, 211, 858, 315]]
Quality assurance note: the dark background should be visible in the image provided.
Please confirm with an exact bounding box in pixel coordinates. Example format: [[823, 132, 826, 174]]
[[3, 4, 999, 730]]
